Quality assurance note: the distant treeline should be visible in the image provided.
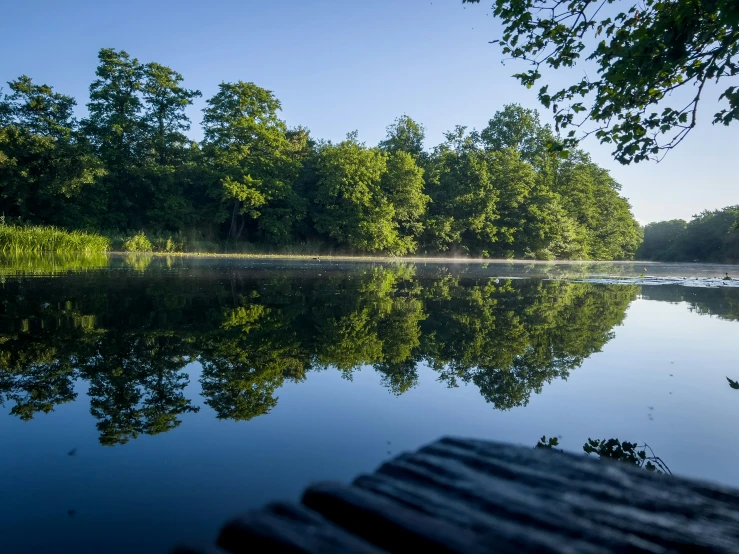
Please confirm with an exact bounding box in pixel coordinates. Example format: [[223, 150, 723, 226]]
[[637, 206, 739, 263], [0, 48, 642, 259]]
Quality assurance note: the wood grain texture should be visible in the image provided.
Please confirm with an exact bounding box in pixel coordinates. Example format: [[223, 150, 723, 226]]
[[173, 437, 739, 553]]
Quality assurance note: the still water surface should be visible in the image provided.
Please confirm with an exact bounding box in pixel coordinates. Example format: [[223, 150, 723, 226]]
[[1, 256, 738, 553]]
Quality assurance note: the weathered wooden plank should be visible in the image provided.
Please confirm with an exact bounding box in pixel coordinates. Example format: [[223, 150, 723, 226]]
[[361, 437, 739, 552], [170, 546, 232, 554], [214, 501, 386, 554], [173, 438, 739, 553], [302, 481, 491, 553], [349, 473, 611, 553]]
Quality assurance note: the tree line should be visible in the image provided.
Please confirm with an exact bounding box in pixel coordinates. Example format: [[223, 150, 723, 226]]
[[637, 206, 739, 263], [0, 265, 637, 445], [0, 48, 642, 259]]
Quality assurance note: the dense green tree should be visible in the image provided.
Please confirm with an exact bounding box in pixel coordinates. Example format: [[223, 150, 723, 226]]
[[553, 153, 642, 259], [637, 220, 688, 261], [464, 0, 739, 163], [83, 48, 147, 229], [677, 207, 739, 263], [140, 62, 202, 231], [468, 106, 588, 259], [640, 207, 739, 263], [481, 105, 554, 166], [378, 115, 427, 162], [422, 127, 500, 254], [312, 137, 404, 253], [0, 77, 104, 227], [381, 151, 429, 252], [82, 49, 202, 231], [0, 48, 642, 260], [202, 82, 302, 242]]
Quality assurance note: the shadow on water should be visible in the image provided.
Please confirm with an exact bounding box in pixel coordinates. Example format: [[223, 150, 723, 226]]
[[1, 258, 738, 446]]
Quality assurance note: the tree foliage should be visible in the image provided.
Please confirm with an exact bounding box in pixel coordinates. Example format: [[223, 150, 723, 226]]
[[0, 77, 104, 227], [638, 206, 739, 263], [202, 81, 301, 242], [1, 47, 642, 260], [465, 0, 739, 163]]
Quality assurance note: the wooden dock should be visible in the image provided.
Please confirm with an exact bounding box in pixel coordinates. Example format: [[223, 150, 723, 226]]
[[173, 437, 739, 553]]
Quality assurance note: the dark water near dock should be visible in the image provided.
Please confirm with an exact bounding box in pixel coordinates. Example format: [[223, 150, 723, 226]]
[[1, 256, 738, 553]]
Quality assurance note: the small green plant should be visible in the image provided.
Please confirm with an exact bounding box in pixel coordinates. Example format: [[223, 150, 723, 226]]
[[123, 232, 153, 253], [151, 235, 183, 253]]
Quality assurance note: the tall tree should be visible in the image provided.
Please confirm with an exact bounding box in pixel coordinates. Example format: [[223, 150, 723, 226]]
[[0, 76, 103, 227], [140, 62, 202, 231], [637, 219, 688, 261], [640, 207, 739, 263], [423, 127, 500, 255], [485, 148, 586, 259], [311, 136, 402, 253], [83, 48, 146, 229], [554, 153, 642, 259], [201, 82, 300, 242], [381, 151, 429, 253]]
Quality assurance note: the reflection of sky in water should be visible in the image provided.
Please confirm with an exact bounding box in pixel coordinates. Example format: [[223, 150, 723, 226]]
[[1, 263, 739, 554]]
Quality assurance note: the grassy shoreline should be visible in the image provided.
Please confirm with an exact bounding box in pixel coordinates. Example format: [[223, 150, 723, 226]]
[[0, 225, 110, 254], [109, 251, 657, 265], [4, 226, 734, 267]]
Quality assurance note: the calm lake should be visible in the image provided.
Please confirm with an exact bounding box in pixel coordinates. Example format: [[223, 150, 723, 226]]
[[1, 255, 739, 553]]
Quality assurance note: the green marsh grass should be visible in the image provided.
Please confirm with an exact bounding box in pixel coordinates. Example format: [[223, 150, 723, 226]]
[[0, 225, 110, 254]]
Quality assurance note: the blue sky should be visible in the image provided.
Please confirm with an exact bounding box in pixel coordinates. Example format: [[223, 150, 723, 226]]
[[1, 0, 735, 223]]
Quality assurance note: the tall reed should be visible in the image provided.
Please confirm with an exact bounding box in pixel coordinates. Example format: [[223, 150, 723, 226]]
[[0, 225, 110, 254]]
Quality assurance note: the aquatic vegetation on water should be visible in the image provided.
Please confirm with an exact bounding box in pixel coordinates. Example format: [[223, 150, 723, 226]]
[[574, 276, 739, 289]]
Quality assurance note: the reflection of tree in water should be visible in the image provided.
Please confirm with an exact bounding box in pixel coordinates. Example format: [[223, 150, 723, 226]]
[[199, 303, 308, 421], [640, 286, 739, 322], [81, 332, 199, 446], [421, 277, 636, 408], [0, 290, 95, 420], [1, 265, 639, 444]]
